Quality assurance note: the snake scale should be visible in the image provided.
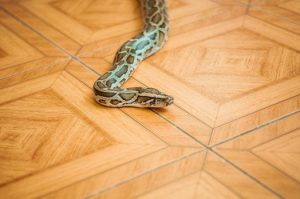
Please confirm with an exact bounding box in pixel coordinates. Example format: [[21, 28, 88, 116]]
[[93, 0, 173, 108]]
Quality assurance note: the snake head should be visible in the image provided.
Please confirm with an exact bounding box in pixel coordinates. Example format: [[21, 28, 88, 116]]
[[134, 87, 174, 108]]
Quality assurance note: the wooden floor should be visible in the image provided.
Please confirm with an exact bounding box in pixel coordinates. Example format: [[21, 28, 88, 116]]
[[0, 0, 299, 198]]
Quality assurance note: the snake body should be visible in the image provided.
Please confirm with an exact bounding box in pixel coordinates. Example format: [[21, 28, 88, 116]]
[[93, 0, 173, 108]]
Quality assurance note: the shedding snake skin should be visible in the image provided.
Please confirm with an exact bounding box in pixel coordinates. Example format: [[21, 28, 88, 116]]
[[93, 0, 173, 108]]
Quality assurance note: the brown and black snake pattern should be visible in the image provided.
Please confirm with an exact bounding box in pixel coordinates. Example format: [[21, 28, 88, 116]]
[[93, 0, 173, 108]]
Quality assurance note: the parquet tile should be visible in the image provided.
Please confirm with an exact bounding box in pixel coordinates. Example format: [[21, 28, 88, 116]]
[[249, 0, 300, 35], [43, 148, 205, 199], [0, 70, 206, 198], [130, 152, 278, 199], [1, 0, 247, 49], [66, 0, 300, 128], [0, 10, 69, 88], [65, 59, 212, 146], [0, 73, 161, 198], [211, 95, 300, 146], [142, 18, 300, 127], [215, 112, 300, 198], [0, 89, 111, 185], [0, 0, 300, 198]]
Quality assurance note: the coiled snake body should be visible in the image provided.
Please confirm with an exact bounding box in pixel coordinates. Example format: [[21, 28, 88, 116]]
[[93, 0, 173, 108]]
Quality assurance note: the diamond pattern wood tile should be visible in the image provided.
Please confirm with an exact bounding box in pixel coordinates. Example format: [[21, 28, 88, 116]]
[[0, 71, 206, 198], [0, 75, 145, 198], [148, 28, 300, 103], [119, 152, 278, 199], [97, 21, 300, 129], [65, 59, 212, 146], [0, 89, 111, 185], [0, 10, 69, 89], [0, 0, 300, 198], [76, 0, 247, 57], [249, 0, 300, 35], [141, 20, 300, 127], [64, 1, 300, 129], [210, 94, 300, 146], [43, 148, 205, 199], [214, 112, 300, 198], [1, 0, 246, 48]]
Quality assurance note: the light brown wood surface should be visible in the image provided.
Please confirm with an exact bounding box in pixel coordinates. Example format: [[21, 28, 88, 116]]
[[0, 0, 299, 198]]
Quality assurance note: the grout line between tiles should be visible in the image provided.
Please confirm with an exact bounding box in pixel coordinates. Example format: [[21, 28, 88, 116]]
[[49, 59, 73, 88], [1, 3, 298, 198], [81, 55, 214, 129], [6, 22, 296, 197], [0, 7, 75, 57], [250, 126, 300, 150], [65, 70, 171, 147], [0, 7, 213, 195], [71, 55, 214, 143], [64, 66, 293, 198], [210, 149, 283, 199], [151, 109, 208, 147], [18, 3, 82, 47], [65, 69, 207, 149], [214, 93, 300, 129], [37, 146, 168, 199], [3, 0, 282, 139], [2, 4, 193, 143], [85, 150, 206, 199], [211, 109, 300, 148], [0, 8, 210, 197]]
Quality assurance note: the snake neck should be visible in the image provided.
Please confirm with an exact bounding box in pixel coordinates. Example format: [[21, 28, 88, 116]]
[[95, 0, 168, 90]]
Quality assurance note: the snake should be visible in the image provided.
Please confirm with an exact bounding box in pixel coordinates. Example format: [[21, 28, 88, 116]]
[[93, 0, 173, 108]]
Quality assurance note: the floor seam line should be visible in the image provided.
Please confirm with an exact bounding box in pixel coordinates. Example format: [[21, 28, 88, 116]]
[[211, 109, 300, 148], [37, 146, 168, 198], [86, 150, 206, 199], [209, 148, 283, 199]]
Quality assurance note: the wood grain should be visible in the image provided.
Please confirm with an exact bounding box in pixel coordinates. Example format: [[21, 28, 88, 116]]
[[215, 112, 300, 198], [249, 0, 300, 35], [211, 95, 300, 145], [0, 72, 167, 198], [0, 0, 299, 198], [42, 147, 203, 199], [136, 152, 277, 199], [65, 59, 212, 145], [0, 9, 69, 87], [92, 151, 205, 199], [0, 72, 60, 104], [0, 89, 111, 185]]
